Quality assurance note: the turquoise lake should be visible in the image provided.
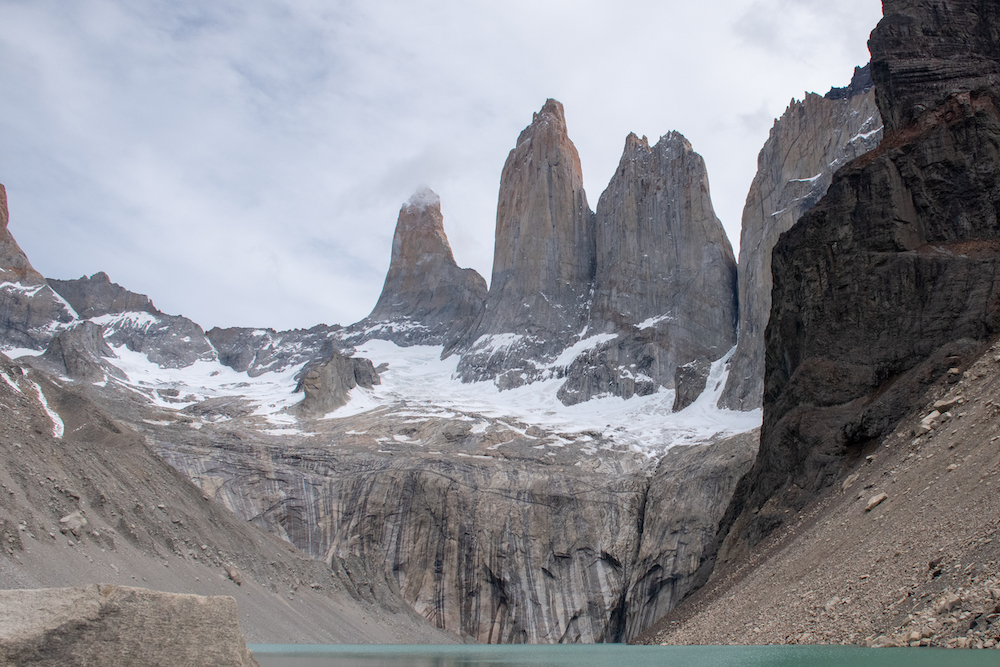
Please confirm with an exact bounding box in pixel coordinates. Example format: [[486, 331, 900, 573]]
[[249, 644, 1000, 667]]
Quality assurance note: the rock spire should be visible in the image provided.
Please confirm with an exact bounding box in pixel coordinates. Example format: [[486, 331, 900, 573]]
[[360, 187, 487, 346], [454, 99, 595, 387]]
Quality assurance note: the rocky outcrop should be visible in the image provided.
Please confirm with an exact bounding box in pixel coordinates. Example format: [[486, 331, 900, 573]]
[[0, 184, 77, 351], [0, 585, 259, 666], [623, 430, 757, 639], [48, 272, 155, 319], [293, 352, 380, 417], [718, 67, 883, 411], [452, 105, 737, 407], [207, 325, 342, 377], [351, 188, 487, 347], [672, 359, 711, 412], [718, 0, 1000, 557], [558, 132, 737, 405], [454, 100, 595, 387], [35, 321, 123, 382], [48, 273, 215, 369]]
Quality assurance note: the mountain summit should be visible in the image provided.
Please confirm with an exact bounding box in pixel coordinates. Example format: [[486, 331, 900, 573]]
[[360, 186, 487, 346]]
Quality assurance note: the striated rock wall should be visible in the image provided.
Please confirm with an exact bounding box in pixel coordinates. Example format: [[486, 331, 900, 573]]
[[716, 0, 1000, 561], [719, 68, 883, 411], [158, 426, 756, 644], [355, 188, 487, 347]]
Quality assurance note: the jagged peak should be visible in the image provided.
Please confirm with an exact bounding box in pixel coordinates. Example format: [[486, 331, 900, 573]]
[[405, 186, 441, 211]]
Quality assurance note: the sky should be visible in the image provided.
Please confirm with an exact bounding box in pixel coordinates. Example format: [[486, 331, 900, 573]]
[[0, 0, 884, 331]]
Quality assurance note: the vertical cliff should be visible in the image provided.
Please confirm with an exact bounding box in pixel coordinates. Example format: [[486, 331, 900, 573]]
[[0, 184, 77, 351], [355, 187, 487, 346], [717, 0, 1000, 561], [719, 68, 883, 411], [558, 132, 737, 404], [454, 99, 596, 388]]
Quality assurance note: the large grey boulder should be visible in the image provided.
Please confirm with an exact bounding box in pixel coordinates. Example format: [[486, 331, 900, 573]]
[[35, 321, 124, 382], [0, 585, 258, 666], [293, 351, 380, 417]]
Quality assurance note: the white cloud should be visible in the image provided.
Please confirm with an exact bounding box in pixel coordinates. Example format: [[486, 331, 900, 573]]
[[0, 0, 883, 330]]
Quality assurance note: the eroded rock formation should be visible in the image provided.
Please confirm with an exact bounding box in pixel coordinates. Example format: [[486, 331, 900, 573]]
[[719, 67, 883, 411], [355, 187, 487, 347], [156, 422, 756, 644], [293, 351, 380, 417], [717, 0, 1000, 560], [454, 99, 596, 387], [558, 132, 737, 405]]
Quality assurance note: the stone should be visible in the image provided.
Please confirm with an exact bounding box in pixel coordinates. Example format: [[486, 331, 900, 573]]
[[293, 351, 380, 417], [226, 564, 242, 586], [842, 472, 861, 491], [350, 188, 487, 348], [47, 272, 156, 319], [672, 359, 713, 412], [58, 511, 87, 537], [0, 585, 258, 666], [866, 493, 888, 512], [718, 67, 883, 411]]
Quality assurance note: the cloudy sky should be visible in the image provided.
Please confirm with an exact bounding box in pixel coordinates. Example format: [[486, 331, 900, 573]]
[[0, 0, 883, 331]]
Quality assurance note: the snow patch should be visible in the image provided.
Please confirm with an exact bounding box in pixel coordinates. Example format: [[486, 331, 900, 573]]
[[637, 314, 674, 330], [31, 381, 64, 438], [406, 186, 440, 209], [470, 333, 525, 356], [548, 333, 617, 368], [789, 174, 822, 183]]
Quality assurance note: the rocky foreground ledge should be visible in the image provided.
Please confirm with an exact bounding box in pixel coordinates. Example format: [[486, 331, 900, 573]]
[[0, 585, 258, 666]]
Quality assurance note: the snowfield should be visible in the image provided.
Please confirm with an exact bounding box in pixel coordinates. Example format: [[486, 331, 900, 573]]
[[91, 338, 760, 457]]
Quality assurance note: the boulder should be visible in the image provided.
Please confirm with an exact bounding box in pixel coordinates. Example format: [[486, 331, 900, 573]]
[[0, 585, 258, 666]]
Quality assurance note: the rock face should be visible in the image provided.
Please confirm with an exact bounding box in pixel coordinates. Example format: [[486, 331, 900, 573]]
[[294, 352, 380, 417], [558, 133, 737, 405], [207, 324, 342, 377], [453, 104, 738, 406], [0, 184, 44, 285], [36, 321, 123, 382], [0, 184, 77, 351], [454, 100, 596, 387], [47, 272, 155, 319], [0, 585, 259, 666], [718, 67, 883, 411], [157, 423, 756, 644], [355, 188, 487, 347], [48, 273, 216, 368], [718, 0, 1000, 557]]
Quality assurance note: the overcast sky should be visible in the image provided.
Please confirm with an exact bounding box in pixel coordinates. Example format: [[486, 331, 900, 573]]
[[0, 0, 883, 331]]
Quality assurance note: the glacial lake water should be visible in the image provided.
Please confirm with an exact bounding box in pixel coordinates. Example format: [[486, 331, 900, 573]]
[[249, 644, 1000, 667]]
